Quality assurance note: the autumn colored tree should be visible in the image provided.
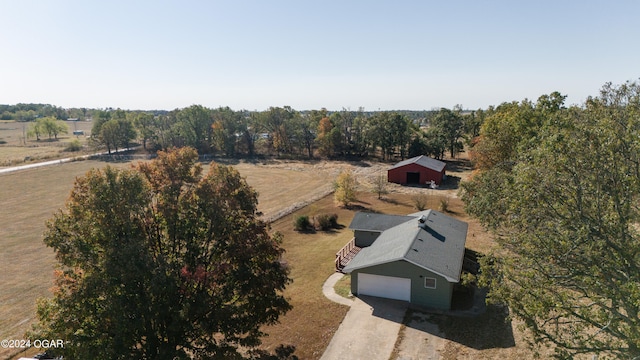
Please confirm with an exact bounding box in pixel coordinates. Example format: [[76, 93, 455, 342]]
[[31, 147, 291, 359], [334, 169, 358, 207], [316, 117, 336, 157]]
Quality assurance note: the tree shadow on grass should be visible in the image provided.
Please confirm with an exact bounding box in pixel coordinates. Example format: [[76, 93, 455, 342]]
[[343, 204, 380, 213], [439, 175, 461, 190], [316, 223, 346, 234], [406, 304, 516, 350], [445, 158, 473, 173]]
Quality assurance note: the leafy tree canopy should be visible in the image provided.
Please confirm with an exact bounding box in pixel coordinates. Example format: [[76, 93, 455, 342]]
[[462, 82, 640, 358], [31, 147, 292, 359]]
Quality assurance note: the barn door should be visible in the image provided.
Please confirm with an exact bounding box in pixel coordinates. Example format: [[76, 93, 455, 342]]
[[406, 172, 420, 184]]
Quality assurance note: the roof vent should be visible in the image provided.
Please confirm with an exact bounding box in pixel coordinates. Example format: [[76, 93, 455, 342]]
[[418, 215, 427, 224]]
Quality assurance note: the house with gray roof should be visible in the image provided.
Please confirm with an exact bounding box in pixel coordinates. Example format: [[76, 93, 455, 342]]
[[337, 210, 468, 310]]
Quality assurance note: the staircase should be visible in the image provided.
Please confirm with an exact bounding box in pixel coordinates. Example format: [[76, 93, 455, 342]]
[[335, 238, 362, 273], [463, 248, 480, 275]]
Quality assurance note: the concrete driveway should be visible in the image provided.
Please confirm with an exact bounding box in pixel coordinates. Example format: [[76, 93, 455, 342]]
[[320, 295, 408, 360]]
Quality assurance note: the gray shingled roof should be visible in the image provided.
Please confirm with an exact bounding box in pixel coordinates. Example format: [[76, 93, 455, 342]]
[[348, 212, 414, 232], [343, 210, 468, 283], [389, 155, 446, 172]]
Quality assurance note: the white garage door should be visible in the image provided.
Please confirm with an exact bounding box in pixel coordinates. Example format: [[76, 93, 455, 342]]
[[357, 273, 411, 302]]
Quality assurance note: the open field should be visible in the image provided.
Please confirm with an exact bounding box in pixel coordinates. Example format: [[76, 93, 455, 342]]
[[0, 120, 94, 166], [0, 158, 343, 359]]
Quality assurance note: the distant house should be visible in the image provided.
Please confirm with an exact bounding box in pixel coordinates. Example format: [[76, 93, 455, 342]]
[[387, 155, 446, 186], [336, 210, 468, 310]]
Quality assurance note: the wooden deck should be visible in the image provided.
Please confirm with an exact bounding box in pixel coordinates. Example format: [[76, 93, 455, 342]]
[[335, 237, 362, 273], [463, 248, 480, 275]]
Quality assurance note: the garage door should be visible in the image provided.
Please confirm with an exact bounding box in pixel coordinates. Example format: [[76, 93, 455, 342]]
[[357, 273, 411, 302]]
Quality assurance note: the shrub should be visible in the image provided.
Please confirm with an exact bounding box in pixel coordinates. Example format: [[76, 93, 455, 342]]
[[315, 213, 339, 231], [65, 139, 82, 152], [412, 193, 429, 211], [329, 213, 338, 228], [315, 214, 331, 230], [294, 215, 312, 232], [439, 198, 450, 213]]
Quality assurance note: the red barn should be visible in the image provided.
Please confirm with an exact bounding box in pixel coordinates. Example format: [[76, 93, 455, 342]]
[[387, 155, 446, 185]]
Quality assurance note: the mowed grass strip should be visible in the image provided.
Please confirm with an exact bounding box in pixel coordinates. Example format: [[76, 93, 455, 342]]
[[0, 158, 333, 359]]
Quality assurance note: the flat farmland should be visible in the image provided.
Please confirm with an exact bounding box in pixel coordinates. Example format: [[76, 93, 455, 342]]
[[0, 158, 343, 359], [0, 120, 94, 167]]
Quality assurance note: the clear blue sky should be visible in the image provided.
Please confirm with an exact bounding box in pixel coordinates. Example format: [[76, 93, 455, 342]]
[[2, 0, 639, 111]]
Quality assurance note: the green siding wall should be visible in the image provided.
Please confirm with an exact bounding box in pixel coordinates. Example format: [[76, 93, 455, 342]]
[[350, 260, 453, 310], [353, 230, 380, 247]]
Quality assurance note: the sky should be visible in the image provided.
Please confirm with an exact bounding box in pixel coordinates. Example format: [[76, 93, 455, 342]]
[[2, 0, 639, 111]]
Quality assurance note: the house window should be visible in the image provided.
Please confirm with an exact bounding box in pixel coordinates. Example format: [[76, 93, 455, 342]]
[[424, 277, 436, 289]]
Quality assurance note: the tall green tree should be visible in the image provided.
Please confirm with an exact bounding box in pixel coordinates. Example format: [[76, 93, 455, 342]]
[[238, 112, 261, 157], [430, 108, 464, 158], [462, 81, 640, 358], [297, 114, 316, 159], [91, 109, 112, 138], [261, 106, 296, 155], [27, 117, 68, 140], [98, 118, 136, 153], [468, 93, 565, 170], [31, 147, 292, 359], [367, 112, 411, 160], [131, 112, 155, 150], [27, 119, 44, 140], [177, 105, 213, 153], [211, 107, 241, 157]]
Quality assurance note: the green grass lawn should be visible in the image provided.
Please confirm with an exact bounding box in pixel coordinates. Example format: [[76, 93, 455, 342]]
[[334, 274, 353, 299]]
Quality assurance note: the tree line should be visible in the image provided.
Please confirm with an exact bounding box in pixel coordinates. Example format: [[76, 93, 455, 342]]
[[88, 105, 480, 160], [4, 102, 483, 161]]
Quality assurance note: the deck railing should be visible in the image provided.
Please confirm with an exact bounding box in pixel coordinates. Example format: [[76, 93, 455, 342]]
[[335, 237, 360, 272]]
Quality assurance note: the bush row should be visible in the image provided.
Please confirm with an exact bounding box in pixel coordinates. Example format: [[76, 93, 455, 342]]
[[294, 213, 339, 232]]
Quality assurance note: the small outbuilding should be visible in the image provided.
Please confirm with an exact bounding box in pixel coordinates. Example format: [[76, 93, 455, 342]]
[[339, 210, 468, 310], [387, 155, 446, 186]]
